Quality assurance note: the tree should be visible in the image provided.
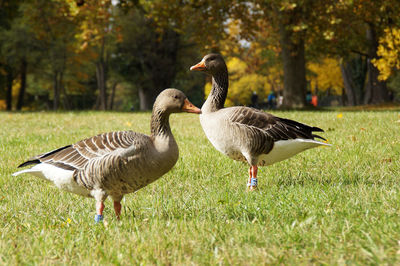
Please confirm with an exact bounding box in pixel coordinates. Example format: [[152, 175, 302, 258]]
[[0, 0, 25, 110], [309, 0, 400, 105], [21, 0, 79, 110], [71, 0, 117, 110], [339, 55, 367, 106], [113, 1, 212, 110], [0, 17, 38, 110], [113, 6, 181, 110], [232, 1, 330, 108]]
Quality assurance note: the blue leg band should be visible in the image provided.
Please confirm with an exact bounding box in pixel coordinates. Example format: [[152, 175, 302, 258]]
[[94, 214, 104, 223], [250, 177, 258, 187]]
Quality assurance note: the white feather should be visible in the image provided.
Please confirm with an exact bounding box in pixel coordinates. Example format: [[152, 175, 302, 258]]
[[258, 139, 331, 166], [12, 163, 90, 197]]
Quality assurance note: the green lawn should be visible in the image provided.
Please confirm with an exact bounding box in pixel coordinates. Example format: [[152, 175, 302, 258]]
[[0, 110, 399, 264]]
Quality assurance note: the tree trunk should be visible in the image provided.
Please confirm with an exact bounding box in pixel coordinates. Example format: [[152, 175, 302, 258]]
[[53, 71, 60, 110], [364, 22, 388, 104], [95, 36, 108, 111], [96, 61, 107, 110], [340, 55, 368, 106], [59, 71, 71, 110], [16, 58, 27, 111], [340, 63, 356, 106], [138, 87, 158, 111], [6, 67, 13, 111], [279, 24, 307, 108], [108, 82, 117, 110]]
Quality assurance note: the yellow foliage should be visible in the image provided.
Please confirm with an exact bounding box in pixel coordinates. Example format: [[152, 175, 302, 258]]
[[229, 73, 270, 106], [227, 57, 247, 79], [373, 27, 400, 81], [204, 57, 279, 106], [308, 58, 343, 95]]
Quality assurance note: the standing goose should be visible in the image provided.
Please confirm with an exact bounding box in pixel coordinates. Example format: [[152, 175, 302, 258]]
[[190, 54, 330, 191], [13, 89, 201, 221]]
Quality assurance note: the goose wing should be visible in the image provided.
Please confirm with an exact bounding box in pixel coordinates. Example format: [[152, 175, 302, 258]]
[[227, 107, 325, 141], [17, 131, 148, 171], [226, 107, 325, 154]]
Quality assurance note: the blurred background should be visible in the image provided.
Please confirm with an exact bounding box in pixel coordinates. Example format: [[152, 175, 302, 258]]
[[0, 0, 399, 111]]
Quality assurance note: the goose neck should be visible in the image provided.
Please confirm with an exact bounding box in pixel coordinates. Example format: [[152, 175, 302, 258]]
[[150, 108, 172, 137], [202, 71, 228, 113]]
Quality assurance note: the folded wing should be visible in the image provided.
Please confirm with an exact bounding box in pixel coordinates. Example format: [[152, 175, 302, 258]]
[[227, 107, 326, 155], [17, 131, 145, 171]]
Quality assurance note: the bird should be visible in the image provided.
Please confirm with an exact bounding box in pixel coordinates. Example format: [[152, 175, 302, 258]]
[[190, 54, 330, 191], [13, 89, 201, 222]]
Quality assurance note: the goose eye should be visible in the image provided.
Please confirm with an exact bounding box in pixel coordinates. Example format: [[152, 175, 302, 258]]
[[173, 95, 179, 99]]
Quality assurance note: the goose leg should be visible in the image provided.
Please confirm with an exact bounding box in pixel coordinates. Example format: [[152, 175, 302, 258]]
[[247, 165, 258, 191], [95, 201, 105, 223], [113, 201, 122, 220], [111, 195, 123, 220]]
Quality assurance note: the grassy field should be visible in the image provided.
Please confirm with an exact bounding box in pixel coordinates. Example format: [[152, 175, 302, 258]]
[[0, 109, 399, 264]]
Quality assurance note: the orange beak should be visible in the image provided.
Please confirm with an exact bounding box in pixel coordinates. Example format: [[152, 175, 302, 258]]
[[190, 60, 206, 71], [182, 99, 201, 114]]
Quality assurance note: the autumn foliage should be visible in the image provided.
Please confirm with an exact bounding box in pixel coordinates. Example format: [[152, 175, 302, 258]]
[[0, 0, 399, 111]]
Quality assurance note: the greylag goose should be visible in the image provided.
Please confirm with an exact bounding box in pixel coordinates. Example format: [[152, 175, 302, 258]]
[[13, 89, 201, 221], [190, 54, 330, 191]]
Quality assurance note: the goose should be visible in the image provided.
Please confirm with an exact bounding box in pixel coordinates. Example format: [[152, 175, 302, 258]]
[[13, 89, 201, 222], [190, 54, 330, 191]]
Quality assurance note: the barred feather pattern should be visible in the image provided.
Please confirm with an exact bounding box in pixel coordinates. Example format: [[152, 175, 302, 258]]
[[23, 131, 140, 171], [225, 106, 325, 162], [14, 88, 190, 214], [18, 127, 178, 199]]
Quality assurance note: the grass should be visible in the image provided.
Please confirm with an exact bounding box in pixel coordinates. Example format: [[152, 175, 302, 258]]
[[0, 109, 399, 264]]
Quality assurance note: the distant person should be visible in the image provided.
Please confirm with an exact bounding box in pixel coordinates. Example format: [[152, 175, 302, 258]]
[[251, 91, 258, 108], [311, 95, 318, 107], [267, 91, 276, 109], [306, 90, 312, 105]]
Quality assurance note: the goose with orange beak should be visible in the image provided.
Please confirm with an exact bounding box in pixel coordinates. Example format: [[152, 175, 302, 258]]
[[191, 54, 330, 191], [13, 89, 201, 221]]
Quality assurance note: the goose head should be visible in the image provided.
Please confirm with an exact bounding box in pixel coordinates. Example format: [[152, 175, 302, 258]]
[[154, 89, 201, 114], [190, 53, 227, 76]]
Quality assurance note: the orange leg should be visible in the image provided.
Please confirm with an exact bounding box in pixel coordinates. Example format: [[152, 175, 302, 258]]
[[113, 201, 122, 220], [95, 201, 105, 223], [247, 165, 258, 191]]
